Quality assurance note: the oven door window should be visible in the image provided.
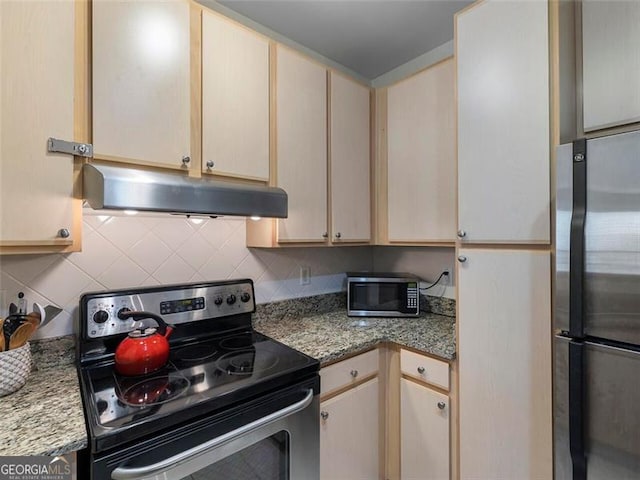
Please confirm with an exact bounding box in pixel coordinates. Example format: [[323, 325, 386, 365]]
[[181, 431, 290, 480], [350, 282, 405, 311]]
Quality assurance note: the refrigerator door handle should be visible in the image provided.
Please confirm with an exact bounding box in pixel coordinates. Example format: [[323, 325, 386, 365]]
[[569, 341, 587, 480], [569, 138, 587, 339]]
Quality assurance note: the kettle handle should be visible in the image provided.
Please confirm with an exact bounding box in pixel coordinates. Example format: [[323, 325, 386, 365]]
[[120, 311, 172, 336]]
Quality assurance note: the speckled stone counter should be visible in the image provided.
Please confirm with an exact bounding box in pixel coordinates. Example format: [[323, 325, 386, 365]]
[[254, 293, 456, 364], [0, 336, 87, 456]]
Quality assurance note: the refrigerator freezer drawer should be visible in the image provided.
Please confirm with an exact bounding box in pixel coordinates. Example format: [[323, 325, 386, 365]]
[[555, 336, 640, 479]]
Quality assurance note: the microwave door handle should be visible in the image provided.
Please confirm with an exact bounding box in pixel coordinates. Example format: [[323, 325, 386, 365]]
[[111, 389, 315, 480]]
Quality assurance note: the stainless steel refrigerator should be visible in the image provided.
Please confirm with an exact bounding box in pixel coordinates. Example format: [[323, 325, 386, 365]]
[[555, 129, 640, 479]]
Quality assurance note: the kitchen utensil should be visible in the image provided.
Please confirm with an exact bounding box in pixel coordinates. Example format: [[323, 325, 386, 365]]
[[8, 303, 17, 315], [114, 311, 174, 376], [9, 322, 37, 350], [0, 319, 4, 352], [0, 342, 32, 396], [25, 312, 41, 329], [2, 314, 28, 351], [41, 305, 63, 328], [32, 303, 45, 323]]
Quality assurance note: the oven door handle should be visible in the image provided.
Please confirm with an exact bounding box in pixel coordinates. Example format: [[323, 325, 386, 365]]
[[111, 388, 315, 480]]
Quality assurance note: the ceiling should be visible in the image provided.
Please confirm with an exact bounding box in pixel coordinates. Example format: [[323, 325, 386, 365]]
[[215, 0, 473, 80]]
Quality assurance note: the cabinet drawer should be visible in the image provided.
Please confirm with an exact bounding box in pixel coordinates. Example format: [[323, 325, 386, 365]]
[[400, 349, 449, 391], [320, 349, 378, 395]]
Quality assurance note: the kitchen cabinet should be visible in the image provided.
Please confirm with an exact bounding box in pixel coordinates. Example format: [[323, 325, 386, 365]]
[[275, 46, 327, 242], [92, 0, 192, 170], [202, 11, 270, 181], [0, 0, 81, 252], [401, 378, 449, 480], [457, 248, 552, 479], [581, 0, 640, 132], [246, 47, 372, 247], [330, 72, 371, 243], [386, 58, 456, 244], [456, 0, 550, 244], [320, 378, 379, 480]]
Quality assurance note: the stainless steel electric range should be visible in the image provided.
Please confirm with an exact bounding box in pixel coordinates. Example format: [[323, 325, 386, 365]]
[[77, 279, 320, 480]]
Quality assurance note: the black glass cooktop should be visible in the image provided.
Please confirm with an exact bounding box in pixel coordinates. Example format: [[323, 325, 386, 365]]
[[82, 331, 318, 433]]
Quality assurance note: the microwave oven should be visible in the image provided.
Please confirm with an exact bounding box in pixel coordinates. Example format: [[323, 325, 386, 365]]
[[346, 272, 420, 317]]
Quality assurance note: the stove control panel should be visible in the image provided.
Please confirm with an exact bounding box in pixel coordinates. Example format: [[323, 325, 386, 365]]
[[83, 281, 255, 339]]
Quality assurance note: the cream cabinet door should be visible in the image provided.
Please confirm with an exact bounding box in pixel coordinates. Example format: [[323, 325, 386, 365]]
[[92, 0, 191, 170], [401, 378, 450, 480], [276, 47, 327, 242], [387, 59, 456, 242], [0, 1, 76, 246], [202, 11, 269, 181], [330, 73, 371, 243], [458, 249, 552, 479], [320, 378, 379, 480], [457, 0, 550, 243], [582, 0, 640, 131]]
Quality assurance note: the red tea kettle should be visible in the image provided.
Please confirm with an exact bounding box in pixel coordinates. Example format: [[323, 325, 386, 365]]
[[115, 311, 174, 376]]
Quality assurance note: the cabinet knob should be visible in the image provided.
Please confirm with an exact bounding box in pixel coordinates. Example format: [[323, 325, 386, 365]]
[[350, 369, 358, 378], [335, 232, 341, 239], [457, 255, 467, 263], [417, 366, 425, 374], [457, 229, 466, 239], [58, 228, 70, 239], [437, 401, 446, 410], [181, 156, 191, 166], [322, 232, 328, 238], [320, 411, 329, 420], [206, 160, 214, 170]]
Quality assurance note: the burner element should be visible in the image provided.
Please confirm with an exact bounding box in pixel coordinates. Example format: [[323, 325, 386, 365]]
[[216, 349, 279, 376], [174, 344, 218, 362], [120, 375, 190, 406], [219, 334, 254, 351]]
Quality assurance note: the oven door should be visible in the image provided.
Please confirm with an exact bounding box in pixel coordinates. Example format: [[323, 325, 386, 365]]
[[95, 377, 319, 480]]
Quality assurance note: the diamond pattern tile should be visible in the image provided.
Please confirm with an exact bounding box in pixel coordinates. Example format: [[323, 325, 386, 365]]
[[0, 210, 373, 338]]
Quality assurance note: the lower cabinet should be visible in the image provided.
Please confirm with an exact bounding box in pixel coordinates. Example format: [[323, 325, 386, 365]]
[[320, 377, 379, 480], [401, 378, 450, 480]]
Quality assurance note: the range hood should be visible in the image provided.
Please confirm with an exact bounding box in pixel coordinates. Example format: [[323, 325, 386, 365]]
[[83, 163, 288, 218]]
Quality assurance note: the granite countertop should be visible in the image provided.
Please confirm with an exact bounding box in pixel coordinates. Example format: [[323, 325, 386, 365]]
[[256, 310, 456, 364], [1, 293, 455, 457], [0, 337, 87, 456]]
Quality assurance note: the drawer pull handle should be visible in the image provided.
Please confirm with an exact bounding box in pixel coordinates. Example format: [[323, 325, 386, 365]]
[[321, 411, 329, 420], [417, 366, 425, 374], [350, 370, 358, 378], [437, 401, 446, 410]]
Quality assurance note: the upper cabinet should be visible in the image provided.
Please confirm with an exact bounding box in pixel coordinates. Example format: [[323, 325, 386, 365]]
[[386, 58, 456, 244], [0, 0, 80, 252], [276, 46, 328, 243], [330, 73, 371, 243], [457, 0, 550, 244], [582, 0, 640, 132], [202, 11, 270, 181], [92, 0, 192, 170]]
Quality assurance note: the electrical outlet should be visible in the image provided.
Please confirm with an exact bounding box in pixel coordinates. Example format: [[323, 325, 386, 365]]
[[300, 266, 311, 285], [442, 269, 451, 285]]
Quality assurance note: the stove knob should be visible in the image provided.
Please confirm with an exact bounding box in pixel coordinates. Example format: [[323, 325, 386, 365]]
[[240, 292, 251, 303], [226, 294, 237, 305], [93, 310, 109, 324], [214, 296, 224, 306], [117, 307, 132, 320]]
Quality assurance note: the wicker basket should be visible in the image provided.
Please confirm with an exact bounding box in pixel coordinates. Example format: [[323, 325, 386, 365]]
[[0, 342, 32, 397]]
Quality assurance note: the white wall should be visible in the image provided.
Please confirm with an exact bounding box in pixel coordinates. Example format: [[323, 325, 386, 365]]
[[0, 210, 372, 339], [372, 246, 456, 298]]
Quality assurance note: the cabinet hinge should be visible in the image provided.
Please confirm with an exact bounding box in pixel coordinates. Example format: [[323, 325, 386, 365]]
[[48, 137, 93, 158]]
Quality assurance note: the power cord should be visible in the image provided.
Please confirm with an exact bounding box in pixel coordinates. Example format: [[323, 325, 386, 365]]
[[419, 270, 449, 291]]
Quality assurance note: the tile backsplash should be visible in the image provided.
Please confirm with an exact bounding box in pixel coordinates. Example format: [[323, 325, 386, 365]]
[[0, 211, 372, 339]]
